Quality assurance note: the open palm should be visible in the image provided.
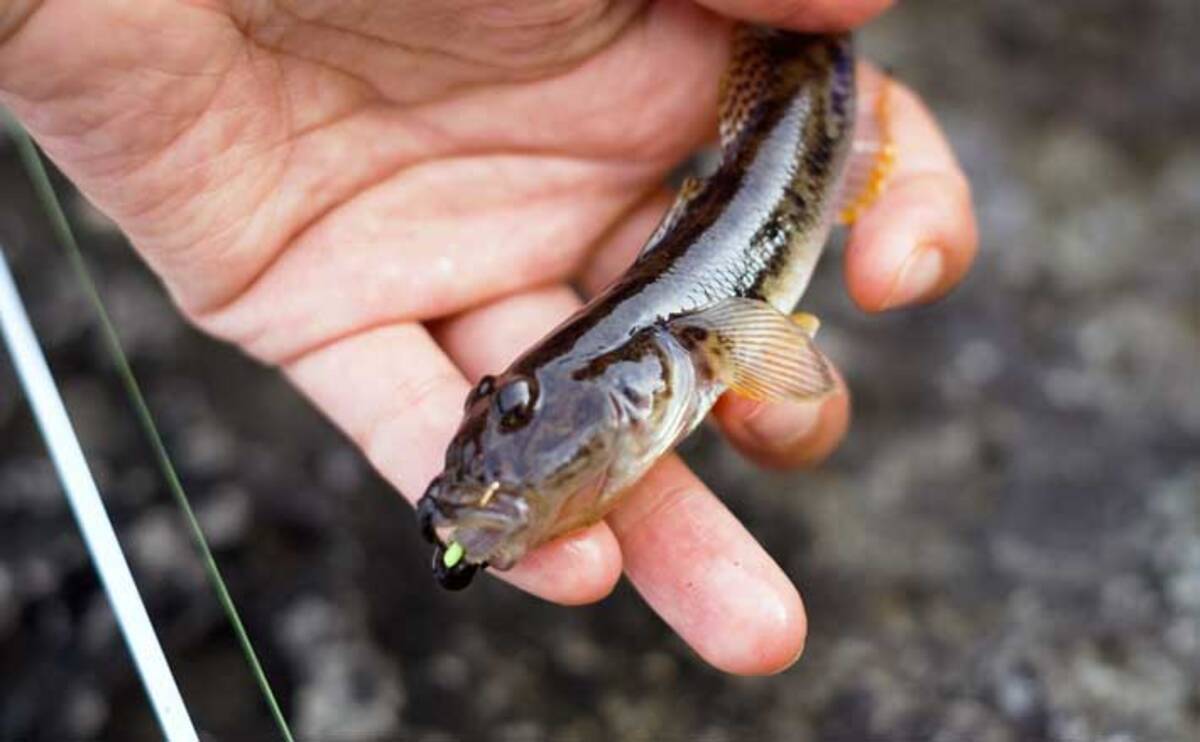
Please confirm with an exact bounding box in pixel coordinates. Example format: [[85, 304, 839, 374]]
[[1, 0, 975, 674]]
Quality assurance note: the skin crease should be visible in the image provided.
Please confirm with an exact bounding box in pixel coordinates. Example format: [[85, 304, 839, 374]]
[[0, 0, 976, 675]]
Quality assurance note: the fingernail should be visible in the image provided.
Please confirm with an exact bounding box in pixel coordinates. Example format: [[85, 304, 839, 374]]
[[743, 399, 823, 452], [883, 245, 943, 309]]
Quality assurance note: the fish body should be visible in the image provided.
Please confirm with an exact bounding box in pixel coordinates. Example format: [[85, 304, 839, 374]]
[[419, 29, 858, 588]]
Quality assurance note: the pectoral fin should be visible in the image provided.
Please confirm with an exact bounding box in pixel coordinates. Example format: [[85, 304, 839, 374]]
[[668, 298, 836, 402]]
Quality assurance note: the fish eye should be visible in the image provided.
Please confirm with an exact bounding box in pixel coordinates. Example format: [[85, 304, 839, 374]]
[[495, 377, 537, 428], [465, 375, 496, 410]]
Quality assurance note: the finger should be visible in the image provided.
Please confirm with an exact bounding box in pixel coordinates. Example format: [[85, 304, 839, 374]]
[[431, 285, 625, 604], [844, 64, 978, 312], [579, 188, 675, 297], [283, 321, 618, 606], [437, 285, 806, 674], [694, 0, 894, 30], [608, 456, 807, 675], [431, 284, 582, 374], [712, 368, 850, 469], [496, 521, 621, 606], [285, 323, 463, 499], [197, 155, 651, 364]]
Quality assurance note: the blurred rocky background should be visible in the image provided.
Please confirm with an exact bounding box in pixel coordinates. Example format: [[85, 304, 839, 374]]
[[1, 1, 1197, 740]]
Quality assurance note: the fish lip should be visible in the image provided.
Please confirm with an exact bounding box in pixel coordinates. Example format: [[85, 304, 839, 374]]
[[420, 480, 530, 587], [424, 480, 530, 545], [451, 487, 529, 530], [442, 490, 531, 571], [423, 476, 520, 514]]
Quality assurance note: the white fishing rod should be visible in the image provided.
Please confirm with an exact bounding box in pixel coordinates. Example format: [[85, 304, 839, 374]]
[[0, 246, 200, 742], [4, 113, 294, 741]]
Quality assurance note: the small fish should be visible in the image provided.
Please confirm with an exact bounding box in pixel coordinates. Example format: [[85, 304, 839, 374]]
[[417, 28, 894, 589]]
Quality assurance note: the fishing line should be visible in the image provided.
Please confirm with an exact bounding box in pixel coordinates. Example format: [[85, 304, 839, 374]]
[[4, 116, 295, 742]]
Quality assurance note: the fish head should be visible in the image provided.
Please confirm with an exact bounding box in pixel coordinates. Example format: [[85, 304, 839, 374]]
[[417, 364, 627, 584]]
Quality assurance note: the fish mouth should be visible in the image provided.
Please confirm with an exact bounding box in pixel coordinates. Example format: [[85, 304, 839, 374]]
[[420, 482, 529, 536], [416, 480, 531, 588]]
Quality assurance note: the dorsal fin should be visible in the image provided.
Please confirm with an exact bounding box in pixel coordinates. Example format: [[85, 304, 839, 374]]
[[639, 176, 706, 256]]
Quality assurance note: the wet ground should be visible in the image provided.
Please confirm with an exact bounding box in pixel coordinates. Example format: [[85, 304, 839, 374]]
[[1, 1, 1198, 740]]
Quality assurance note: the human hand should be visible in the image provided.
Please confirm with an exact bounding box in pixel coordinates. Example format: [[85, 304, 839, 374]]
[[0, 0, 975, 674]]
